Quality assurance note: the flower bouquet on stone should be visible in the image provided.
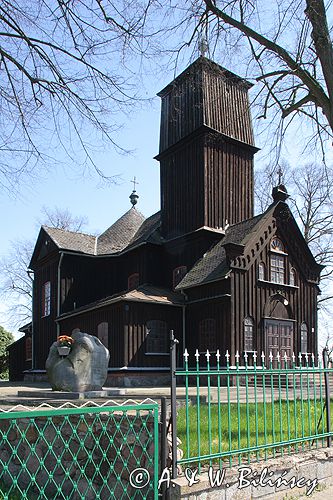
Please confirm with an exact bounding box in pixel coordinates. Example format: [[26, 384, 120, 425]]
[[57, 335, 74, 356]]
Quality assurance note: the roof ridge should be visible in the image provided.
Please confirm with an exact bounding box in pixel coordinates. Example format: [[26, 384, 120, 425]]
[[42, 225, 96, 239]]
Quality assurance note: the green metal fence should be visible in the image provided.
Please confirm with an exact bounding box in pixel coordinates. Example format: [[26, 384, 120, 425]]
[[0, 400, 159, 499], [172, 347, 333, 474]]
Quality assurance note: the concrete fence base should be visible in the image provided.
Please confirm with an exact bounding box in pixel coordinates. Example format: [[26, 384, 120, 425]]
[[169, 448, 333, 499]]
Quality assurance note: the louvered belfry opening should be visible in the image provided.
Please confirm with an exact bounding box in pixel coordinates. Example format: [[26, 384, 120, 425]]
[[156, 56, 259, 240]]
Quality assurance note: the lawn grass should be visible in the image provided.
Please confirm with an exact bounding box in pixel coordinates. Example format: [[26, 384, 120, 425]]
[[177, 399, 330, 464]]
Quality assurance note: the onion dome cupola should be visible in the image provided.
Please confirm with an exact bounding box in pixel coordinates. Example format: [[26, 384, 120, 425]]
[[272, 184, 289, 203], [129, 176, 139, 207]]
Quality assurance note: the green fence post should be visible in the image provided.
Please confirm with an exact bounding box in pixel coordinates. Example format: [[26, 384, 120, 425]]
[[323, 348, 331, 447], [160, 396, 168, 499], [170, 329, 179, 479]]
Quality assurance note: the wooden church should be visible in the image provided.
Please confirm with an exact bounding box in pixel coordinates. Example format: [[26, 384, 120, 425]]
[[9, 56, 322, 384]]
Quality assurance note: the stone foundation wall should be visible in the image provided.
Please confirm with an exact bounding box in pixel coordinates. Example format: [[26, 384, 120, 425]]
[[0, 412, 156, 499], [170, 448, 333, 499], [106, 371, 170, 387], [24, 369, 171, 387]]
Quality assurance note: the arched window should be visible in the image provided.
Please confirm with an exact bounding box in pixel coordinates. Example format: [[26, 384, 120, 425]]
[[25, 337, 32, 361], [301, 323, 308, 353], [173, 266, 187, 288], [270, 237, 285, 253], [244, 317, 254, 352], [258, 262, 266, 280], [97, 322, 108, 347], [289, 268, 296, 286], [199, 318, 217, 353], [128, 273, 139, 290], [145, 320, 168, 354]]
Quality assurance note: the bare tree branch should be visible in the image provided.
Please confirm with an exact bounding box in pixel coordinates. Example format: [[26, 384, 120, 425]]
[[0, 207, 89, 328], [0, 0, 157, 192]]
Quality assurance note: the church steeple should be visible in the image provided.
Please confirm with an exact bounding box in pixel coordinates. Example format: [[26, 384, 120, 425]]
[[156, 56, 259, 240]]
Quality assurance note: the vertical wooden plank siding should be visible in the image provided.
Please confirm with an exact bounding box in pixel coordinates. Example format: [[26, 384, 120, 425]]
[[202, 68, 254, 146], [33, 256, 59, 369], [204, 140, 254, 227], [160, 138, 205, 238], [123, 303, 182, 368], [60, 302, 183, 369], [158, 58, 254, 154], [185, 299, 231, 363]]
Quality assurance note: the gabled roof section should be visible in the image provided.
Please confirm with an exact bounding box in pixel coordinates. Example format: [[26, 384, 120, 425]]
[[177, 200, 323, 290], [29, 208, 161, 268], [43, 226, 96, 254], [97, 207, 145, 255], [176, 211, 267, 290], [29, 226, 96, 268]]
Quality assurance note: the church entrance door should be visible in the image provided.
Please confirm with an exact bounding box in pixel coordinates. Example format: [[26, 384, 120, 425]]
[[264, 319, 293, 367]]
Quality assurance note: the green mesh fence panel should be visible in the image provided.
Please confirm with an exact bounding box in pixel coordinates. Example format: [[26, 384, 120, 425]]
[[0, 402, 159, 500]]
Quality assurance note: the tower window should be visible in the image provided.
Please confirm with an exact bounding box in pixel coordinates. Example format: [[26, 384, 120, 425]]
[[258, 262, 266, 280], [128, 273, 139, 290], [290, 268, 296, 286], [301, 323, 308, 353], [42, 281, 51, 317], [145, 320, 168, 354], [199, 318, 217, 353], [173, 266, 187, 288], [244, 316, 254, 352]]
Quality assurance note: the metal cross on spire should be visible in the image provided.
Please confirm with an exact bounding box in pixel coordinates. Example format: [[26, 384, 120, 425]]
[[131, 176, 139, 191], [277, 166, 284, 185]]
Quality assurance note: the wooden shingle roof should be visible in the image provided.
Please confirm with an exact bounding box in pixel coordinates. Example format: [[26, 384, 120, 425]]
[[58, 284, 184, 319], [40, 210, 162, 258], [43, 226, 96, 254], [97, 207, 145, 254]]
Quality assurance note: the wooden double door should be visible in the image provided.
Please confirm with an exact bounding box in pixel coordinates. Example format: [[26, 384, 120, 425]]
[[264, 319, 294, 366]]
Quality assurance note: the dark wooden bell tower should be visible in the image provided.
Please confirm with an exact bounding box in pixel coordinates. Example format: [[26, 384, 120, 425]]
[[156, 56, 259, 240]]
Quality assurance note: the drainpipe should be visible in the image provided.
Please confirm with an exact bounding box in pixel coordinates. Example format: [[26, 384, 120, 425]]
[[57, 252, 64, 338], [27, 269, 34, 369]]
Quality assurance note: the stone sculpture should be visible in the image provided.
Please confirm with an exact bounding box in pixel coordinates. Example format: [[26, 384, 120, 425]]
[[46, 331, 110, 392]]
